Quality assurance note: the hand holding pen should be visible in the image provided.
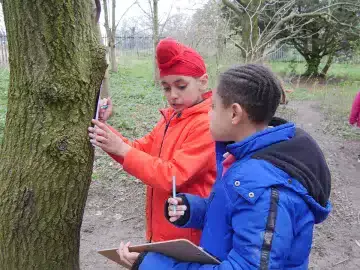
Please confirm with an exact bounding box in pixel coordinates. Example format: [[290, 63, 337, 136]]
[[167, 197, 187, 223], [98, 97, 113, 123], [168, 177, 188, 223]]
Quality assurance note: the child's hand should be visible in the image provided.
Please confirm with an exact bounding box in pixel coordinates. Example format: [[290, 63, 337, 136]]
[[167, 197, 187, 223], [117, 241, 139, 269], [88, 120, 131, 157], [98, 98, 113, 123]]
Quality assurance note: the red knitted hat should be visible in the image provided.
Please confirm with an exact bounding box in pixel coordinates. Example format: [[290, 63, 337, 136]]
[[156, 38, 206, 78]]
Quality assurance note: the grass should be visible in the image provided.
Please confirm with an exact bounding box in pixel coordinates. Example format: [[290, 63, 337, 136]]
[[269, 61, 360, 82], [0, 55, 359, 143], [106, 56, 164, 140]]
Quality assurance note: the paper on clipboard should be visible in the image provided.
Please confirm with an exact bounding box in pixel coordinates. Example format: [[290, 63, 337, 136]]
[[98, 239, 220, 267]]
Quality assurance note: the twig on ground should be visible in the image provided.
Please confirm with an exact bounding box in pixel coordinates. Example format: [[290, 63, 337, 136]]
[[355, 239, 360, 248], [120, 216, 137, 222], [332, 257, 350, 267]]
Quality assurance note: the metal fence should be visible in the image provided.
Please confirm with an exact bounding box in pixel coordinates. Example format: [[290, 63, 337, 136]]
[[0, 35, 359, 66], [111, 36, 305, 62], [111, 36, 360, 64], [114, 36, 155, 57]]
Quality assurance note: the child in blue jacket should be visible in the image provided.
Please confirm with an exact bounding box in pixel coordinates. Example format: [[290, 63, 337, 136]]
[[118, 64, 332, 269]]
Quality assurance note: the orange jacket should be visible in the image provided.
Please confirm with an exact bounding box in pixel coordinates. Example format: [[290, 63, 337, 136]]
[[109, 92, 216, 244]]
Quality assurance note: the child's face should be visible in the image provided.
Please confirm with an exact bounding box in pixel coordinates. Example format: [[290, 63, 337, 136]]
[[209, 88, 235, 142], [210, 88, 267, 142], [161, 75, 208, 112]]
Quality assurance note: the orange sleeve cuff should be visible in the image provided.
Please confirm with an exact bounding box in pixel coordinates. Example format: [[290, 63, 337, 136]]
[[108, 152, 125, 164]]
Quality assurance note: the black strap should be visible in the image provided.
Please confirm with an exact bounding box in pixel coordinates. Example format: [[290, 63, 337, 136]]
[[260, 188, 280, 270]]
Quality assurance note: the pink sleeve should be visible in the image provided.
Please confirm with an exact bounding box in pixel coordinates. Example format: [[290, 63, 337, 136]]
[[349, 91, 360, 125]]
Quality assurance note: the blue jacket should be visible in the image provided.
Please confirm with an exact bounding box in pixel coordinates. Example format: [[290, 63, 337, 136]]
[[136, 120, 332, 269]]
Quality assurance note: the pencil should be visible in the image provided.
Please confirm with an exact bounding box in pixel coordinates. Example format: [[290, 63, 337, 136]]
[[172, 176, 176, 213]]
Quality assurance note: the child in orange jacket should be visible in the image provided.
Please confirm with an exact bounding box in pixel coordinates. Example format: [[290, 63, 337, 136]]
[[88, 38, 216, 245]]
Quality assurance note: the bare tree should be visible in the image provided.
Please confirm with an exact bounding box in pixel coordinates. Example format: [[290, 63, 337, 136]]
[[137, 0, 160, 83], [103, 0, 138, 73], [103, 0, 117, 72], [221, 0, 360, 65], [153, 0, 160, 83], [138, 0, 179, 83]]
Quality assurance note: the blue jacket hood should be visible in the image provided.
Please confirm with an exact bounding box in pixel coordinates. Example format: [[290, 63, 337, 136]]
[[218, 118, 331, 224]]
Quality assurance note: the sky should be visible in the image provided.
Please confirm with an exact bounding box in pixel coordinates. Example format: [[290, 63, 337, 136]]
[[98, 0, 204, 35]]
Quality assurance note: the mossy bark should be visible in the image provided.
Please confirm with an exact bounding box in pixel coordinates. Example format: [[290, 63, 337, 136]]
[[304, 56, 321, 77], [0, 1, 107, 269]]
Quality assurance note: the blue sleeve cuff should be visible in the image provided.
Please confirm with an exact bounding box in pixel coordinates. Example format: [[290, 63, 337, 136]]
[[181, 193, 208, 229]]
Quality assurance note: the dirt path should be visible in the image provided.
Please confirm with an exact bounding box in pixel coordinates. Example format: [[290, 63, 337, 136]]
[[80, 101, 360, 270], [284, 101, 360, 270]]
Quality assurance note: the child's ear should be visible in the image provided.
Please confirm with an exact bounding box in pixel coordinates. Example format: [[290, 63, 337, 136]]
[[231, 103, 243, 125], [198, 74, 209, 92]]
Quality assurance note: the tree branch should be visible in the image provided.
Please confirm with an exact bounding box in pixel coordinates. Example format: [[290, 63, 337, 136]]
[[256, 0, 296, 46], [313, 2, 360, 14], [94, 0, 101, 24], [102, 0, 111, 38], [159, 0, 175, 36], [111, 0, 116, 35], [115, 0, 138, 31], [137, 2, 153, 21], [222, 0, 244, 17]]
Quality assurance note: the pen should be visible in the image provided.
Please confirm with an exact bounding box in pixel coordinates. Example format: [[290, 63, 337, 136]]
[[172, 176, 176, 213]]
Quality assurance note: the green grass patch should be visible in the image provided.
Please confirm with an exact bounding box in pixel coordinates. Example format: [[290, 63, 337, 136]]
[[0, 55, 359, 142], [269, 61, 360, 81], [107, 57, 164, 140]]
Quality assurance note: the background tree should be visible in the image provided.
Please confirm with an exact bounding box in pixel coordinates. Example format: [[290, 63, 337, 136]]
[[103, 0, 118, 73], [286, 0, 360, 77], [0, 0, 107, 269], [221, 0, 360, 75], [103, 0, 138, 74]]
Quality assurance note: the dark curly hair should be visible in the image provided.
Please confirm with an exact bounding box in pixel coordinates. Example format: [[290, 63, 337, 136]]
[[217, 64, 282, 124]]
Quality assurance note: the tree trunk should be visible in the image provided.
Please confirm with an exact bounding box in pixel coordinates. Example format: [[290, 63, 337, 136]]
[[110, 0, 118, 72], [110, 37, 117, 72], [96, 1, 109, 98], [102, 49, 111, 98], [0, 1, 107, 269], [101, 0, 111, 96], [304, 56, 321, 77], [321, 51, 335, 77], [153, 0, 160, 84]]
